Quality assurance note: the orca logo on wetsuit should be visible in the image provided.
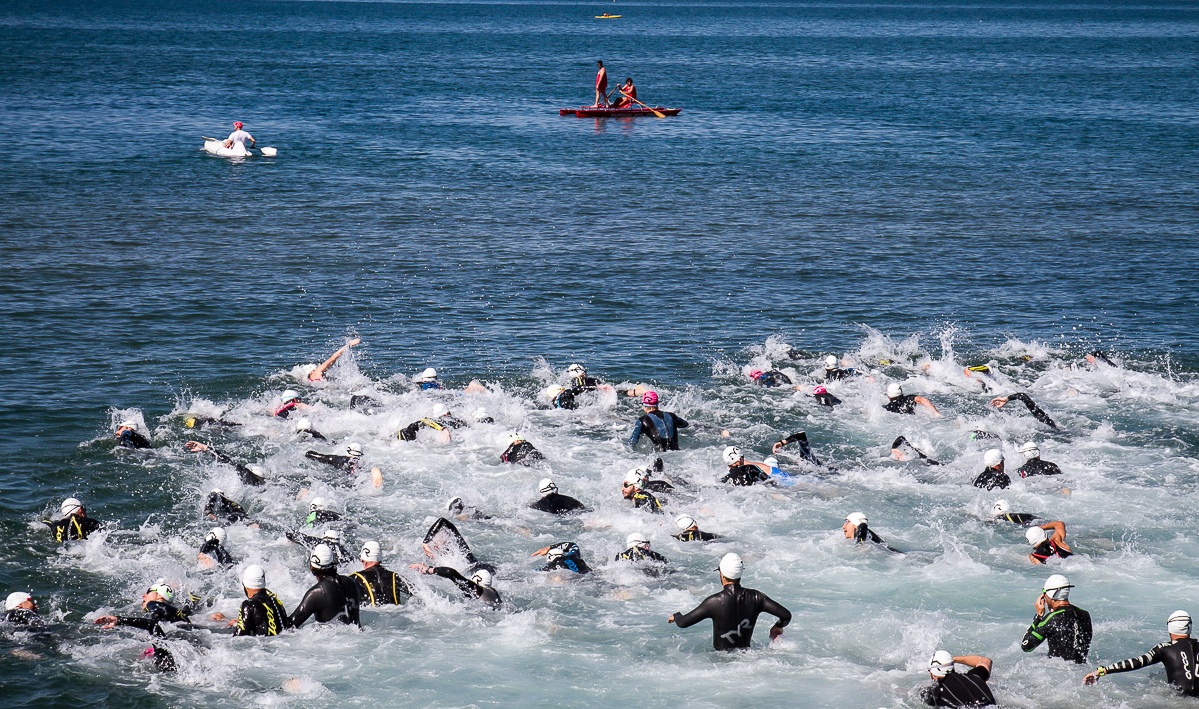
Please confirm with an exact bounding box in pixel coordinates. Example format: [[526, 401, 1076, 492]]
[[719, 619, 752, 643]]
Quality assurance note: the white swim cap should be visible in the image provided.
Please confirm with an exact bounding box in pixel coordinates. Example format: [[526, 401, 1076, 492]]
[[722, 445, 743, 465], [984, 449, 1004, 467], [118, 419, 139, 430], [1042, 574, 1072, 601], [1169, 610, 1192, 636], [247, 464, 266, 478], [928, 650, 954, 677], [309, 497, 325, 512], [360, 541, 381, 563], [295, 417, 313, 432], [416, 367, 438, 382], [623, 467, 646, 487], [310, 544, 336, 570], [544, 385, 566, 400], [322, 529, 342, 544], [431, 403, 450, 418], [825, 355, 838, 368], [280, 389, 300, 402], [147, 580, 175, 602], [886, 383, 903, 398], [992, 499, 1011, 516], [675, 514, 696, 531], [5, 591, 32, 611], [60, 497, 83, 517], [447, 497, 465, 513], [1020, 441, 1040, 459], [473, 408, 490, 421], [626, 532, 649, 549], [717, 553, 744, 580], [763, 456, 779, 468], [510, 432, 525, 444], [205, 528, 227, 545], [1025, 527, 1048, 545], [210, 487, 224, 496], [471, 569, 493, 587], [546, 545, 565, 560], [567, 363, 586, 376], [241, 565, 266, 589], [538, 478, 557, 495], [846, 512, 868, 527], [346, 442, 363, 457]]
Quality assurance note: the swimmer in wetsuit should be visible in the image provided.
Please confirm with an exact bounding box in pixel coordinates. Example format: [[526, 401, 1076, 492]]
[[209, 565, 291, 636], [973, 449, 1011, 491], [530, 479, 587, 515], [621, 468, 666, 514], [294, 417, 328, 442], [115, 420, 152, 449], [43, 497, 103, 542], [990, 392, 1059, 430], [719, 446, 772, 486], [422, 517, 493, 572], [532, 542, 592, 574], [545, 385, 578, 410], [412, 367, 443, 390], [668, 553, 791, 651], [890, 436, 940, 466], [823, 355, 859, 382], [397, 406, 467, 441], [990, 500, 1039, 525], [305, 442, 362, 473], [446, 496, 490, 521], [501, 435, 545, 465], [843, 512, 902, 553], [883, 383, 941, 416], [273, 389, 307, 419], [184, 440, 266, 486], [95, 580, 192, 637], [1025, 521, 1072, 564], [771, 431, 822, 465], [4, 592, 44, 628], [1021, 574, 1092, 663], [673, 514, 721, 542], [204, 488, 250, 523], [197, 528, 236, 568], [1085, 610, 1199, 696], [288, 544, 361, 628], [810, 385, 842, 407], [566, 363, 603, 394], [287, 528, 352, 565], [303, 497, 343, 528], [409, 564, 502, 608], [749, 369, 793, 387], [615, 532, 669, 566], [1015, 441, 1061, 477], [922, 650, 997, 707], [351, 541, 416, 606], [627, 391, 689, 452]]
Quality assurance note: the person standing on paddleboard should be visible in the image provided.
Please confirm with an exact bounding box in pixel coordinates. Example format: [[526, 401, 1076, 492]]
[[594, 60, 608, 107], [223, 122, 255, 151]]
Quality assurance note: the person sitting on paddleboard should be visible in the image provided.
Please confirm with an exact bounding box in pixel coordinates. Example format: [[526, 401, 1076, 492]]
[[594, 60, 608, 107], [223, 122, 255, 151], [612, 78, 636, 108]]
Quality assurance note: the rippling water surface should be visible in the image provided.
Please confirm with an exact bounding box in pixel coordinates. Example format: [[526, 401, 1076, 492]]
[[1, 0, 1198, 706]]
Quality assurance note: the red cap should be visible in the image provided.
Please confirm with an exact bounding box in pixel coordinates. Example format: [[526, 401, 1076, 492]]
[[233, 122, 243, 129], [814, 385, 828, 395], [749, 369, 763, 379]]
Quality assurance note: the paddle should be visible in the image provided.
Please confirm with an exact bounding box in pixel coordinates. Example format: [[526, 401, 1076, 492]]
[[202, 136, 277, 156], [628, 97, 666, 119]]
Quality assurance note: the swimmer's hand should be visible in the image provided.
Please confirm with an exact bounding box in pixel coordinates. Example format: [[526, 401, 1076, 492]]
[[1083, 669, 1104, 685], [94, 615, 118, 629], [989, 396, 1009, 408], [667, 614, 676, 624], [769, 625, 784, 641], [407, 563, 432, 575], [184, 441, 209, 453], [346, 338, 361, 347], [211, 612, 228, 622], [530, 546, 551, 557]]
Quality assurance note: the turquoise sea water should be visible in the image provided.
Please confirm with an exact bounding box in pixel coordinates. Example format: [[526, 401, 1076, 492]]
[[1, 1, 1198, 706]]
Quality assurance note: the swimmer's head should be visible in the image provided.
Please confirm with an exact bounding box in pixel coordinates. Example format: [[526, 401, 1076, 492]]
[[716, 553, 743, 580], [447, 497, 465, 514], [5, 591, 33, 611], [60, 497, 83, 517], [1169, 610, 1192, 636], [1025, 527, 1048, 546], [567, 363, 586, 378], [1042, 574, 1072, 601], [722, 445, 743, 466], [309, 497, 326, 512], [1020, 441, 1041, 460], [763, 456, 779, 468], [310, 544, 336, 571], [641, 391, 659, 407], [845, 512, 868, 528], [825, 355, 838, 369], [546, 545, 565, 560], [346, 442, 363, 458], [280, 389, 300, 403], [984, 449, 1004, 468], [205, 528, 227, 545], [360, 541, 381, 563], [471, 569, 493, 588], [117, 419, 138, 431], [886, 383, 903, 399], [146, 580, 175, 603], [675, 514, 697, 531], [295, 417, 313, 433], [241, 565, 266, 590], [544, 385, 566, 401], [473, 407, 490, 422], [415, 367, 438, 383], [538, 478, 557, 496], [928, 650, 955, 678], [321, 529, 342, 544], [813, 385, 828, 395], [233, 121, 243, 129], [623, 467, 646, 487], [247, 464, 266, 479], [748, 369, 763, 380], [626, 532, 649, 550], [991, 499, 1010, 517]]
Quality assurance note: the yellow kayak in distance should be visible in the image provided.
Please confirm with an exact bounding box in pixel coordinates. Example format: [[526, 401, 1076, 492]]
[[595, 13, 621, 19]]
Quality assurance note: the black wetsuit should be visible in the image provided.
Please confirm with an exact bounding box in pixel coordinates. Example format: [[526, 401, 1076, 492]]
[[813, 391, 843, 407], [398, 415, 467, 441], [198, 538, 235, 567], [298, 428, 329, 442], [304, 451, 359, 473], [423, 517, 491, 571], [627, 488, 666, 514], [541, 543, 591, 574], [721, 464, 770, 486], [754, 371, 793, 387], [1001, 393, 1059, 430], [234, 589, 290, 637], [672, 582, 791, 651], [116, 601, 192, 637], [350, 565, 415, 606], [884, 395, 920, 414], [778, 431, 821, 465], [530, 493, 587, 515], [501, 440, 544, 465], [117, 429, 152, 449], [995, 512, 1039, 525], [628, 410, 689, 452], [204, 493, 249, 523], [1021, 604, 1092, 663], [551, 388, 578, 410], [184, 416, 241, 430], [1099, 638, 1199, 696], [825, 367, 857, 382], [4, 608, 45, 627], [349, 394, 381, 411], [305, 509, 343, 528], [850, 523, 901, 553], [921, 667, 996, 707], [286, 530, 351, 564], [972, 468, 1011, 491], [1017, 458, 1062, 478], [891, 436, 940, 466], [204, 448, 266, 487], [147, 644, 177, 672], [1030, 540, 1072, 563], [615, 547, 668, 564], [289, 574, 361, 628], [570, 375, 601, 393], [644, 478, 674, 493], [45, 515, 102, 542], [674, 529, 721, 542], [428, 567, 502, 608]]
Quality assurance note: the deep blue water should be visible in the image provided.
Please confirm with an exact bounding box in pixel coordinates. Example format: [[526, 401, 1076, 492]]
[[1, 0, 1198, 706]]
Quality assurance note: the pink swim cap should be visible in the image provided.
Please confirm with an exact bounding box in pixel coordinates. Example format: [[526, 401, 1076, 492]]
[[749, 370, 763, 379], [641, 391, 659, 406], [233, 121, 243, 129], [813, 385, 828, 395]]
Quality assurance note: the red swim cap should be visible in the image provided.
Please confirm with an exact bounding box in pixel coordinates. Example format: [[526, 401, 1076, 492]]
[[233, 121, 243, 129], [813, 385, 828, 395], [749, 370, 763, 379], [641, 391, 659, 406]]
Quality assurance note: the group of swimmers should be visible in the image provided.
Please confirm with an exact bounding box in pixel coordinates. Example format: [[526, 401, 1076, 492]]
[[6, 339, 1193, 704]]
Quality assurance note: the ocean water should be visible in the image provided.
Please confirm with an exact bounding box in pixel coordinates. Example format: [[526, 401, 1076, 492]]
[[1, 0, 1198, 706]]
